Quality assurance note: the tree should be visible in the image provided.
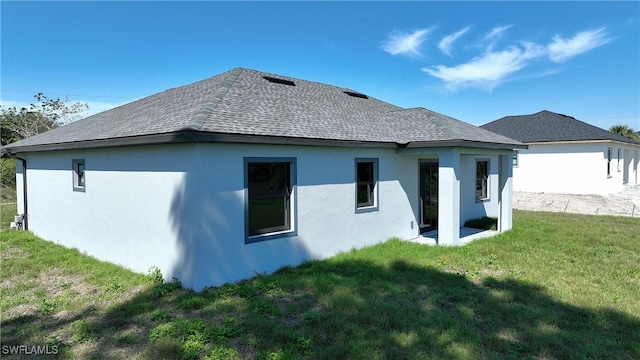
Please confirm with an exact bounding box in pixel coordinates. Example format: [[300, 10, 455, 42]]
[[1, 107, 57, 145], [609, 124, 640, 141], [0, 157, 16, 200], [1, 94, 88, 197], [1, 93, 89, 146]]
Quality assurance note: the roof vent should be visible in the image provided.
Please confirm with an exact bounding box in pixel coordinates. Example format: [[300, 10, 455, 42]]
[[263, 76, 295, 86], [343, 91, 368, 99]]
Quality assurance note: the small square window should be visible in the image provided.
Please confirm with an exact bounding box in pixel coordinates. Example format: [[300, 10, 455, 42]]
[[476, 160, 489, 201], [72, 159, 85, 192], [512, 151, 519, 167]]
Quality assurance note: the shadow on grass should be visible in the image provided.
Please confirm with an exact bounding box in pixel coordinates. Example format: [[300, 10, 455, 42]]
[[3, 255, 639, 359]]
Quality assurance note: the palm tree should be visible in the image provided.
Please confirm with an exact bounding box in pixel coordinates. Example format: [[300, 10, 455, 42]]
[[609, 124, 640, 141]]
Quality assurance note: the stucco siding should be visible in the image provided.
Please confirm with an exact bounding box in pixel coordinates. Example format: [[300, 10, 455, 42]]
[[459, 154, 501, 223], [17, 143, 423, 290], [513, 143, 628, 195], [19, 145, 189, 277], [176, 143, 420, 289], [16, 142, 513, 290]]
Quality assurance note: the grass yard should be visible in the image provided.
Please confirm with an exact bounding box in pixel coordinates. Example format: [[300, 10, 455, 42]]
[[1, 205, 639, 359]]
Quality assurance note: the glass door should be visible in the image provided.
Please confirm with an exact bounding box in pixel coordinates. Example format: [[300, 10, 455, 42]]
[[420, 162, 438, 231]]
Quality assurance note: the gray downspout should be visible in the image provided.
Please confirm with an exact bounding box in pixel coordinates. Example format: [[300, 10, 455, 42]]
[[15, 156, 28, 230]]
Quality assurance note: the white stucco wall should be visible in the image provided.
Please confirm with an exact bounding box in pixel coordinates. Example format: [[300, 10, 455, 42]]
[[173, 143, 420, 289], [17, 145, 189, 277], [513, 142, 639, 195], [459, 154, 501, 222], [16, 142, 513, 290]]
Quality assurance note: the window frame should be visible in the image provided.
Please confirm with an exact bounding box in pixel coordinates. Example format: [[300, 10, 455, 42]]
[[475, 159, 490, 202], [355, 158, 379, 212], [606, 148, 612, 177], [617, 148, 622, 172], [244, 157, 297, 243], [512, 151, 519, 168], [72, 159, 86, 192]]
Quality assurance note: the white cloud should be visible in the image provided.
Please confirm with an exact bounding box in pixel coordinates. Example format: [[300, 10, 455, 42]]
[[438, 27, 470, 56], [485, 25, 513, 41], [383, 24, 614, 92], [422, 42, 545, 91], [548, 27, 610, 63], [381, 28, 431, 56]]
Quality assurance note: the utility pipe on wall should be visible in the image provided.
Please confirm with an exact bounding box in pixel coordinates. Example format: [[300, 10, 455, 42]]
[[14, 155, 28, 230]]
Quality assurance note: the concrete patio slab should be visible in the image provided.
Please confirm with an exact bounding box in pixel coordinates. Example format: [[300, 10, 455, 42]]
[[407, 227, 498, 246]]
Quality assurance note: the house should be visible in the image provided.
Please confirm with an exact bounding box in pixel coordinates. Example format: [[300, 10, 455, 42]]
[[4, 67, 524, 290], [481, 110, 640, 195]]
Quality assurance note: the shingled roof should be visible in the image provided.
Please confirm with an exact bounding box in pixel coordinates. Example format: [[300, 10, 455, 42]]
[[5, 67, 523, 152], [481, 110, 640, 145]]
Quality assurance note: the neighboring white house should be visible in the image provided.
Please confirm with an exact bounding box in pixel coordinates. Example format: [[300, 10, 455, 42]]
[[482, 110, 640, 195], [4, 68, 524, 290]]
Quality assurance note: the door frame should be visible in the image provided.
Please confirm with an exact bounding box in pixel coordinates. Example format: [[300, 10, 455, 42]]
[[419, 160, 439, 232]]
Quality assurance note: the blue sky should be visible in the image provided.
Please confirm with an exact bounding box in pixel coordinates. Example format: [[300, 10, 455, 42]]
[[1, 1, 638, 130]]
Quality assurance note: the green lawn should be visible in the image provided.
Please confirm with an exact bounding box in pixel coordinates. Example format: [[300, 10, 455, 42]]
[[1, 206, 639, 359]]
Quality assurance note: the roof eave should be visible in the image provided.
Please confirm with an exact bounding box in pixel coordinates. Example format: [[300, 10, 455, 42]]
[[404, 139, 527, 150], [3, 131, 399, 153], [4, 134, 528, 154], [524, 139, 640, 147]]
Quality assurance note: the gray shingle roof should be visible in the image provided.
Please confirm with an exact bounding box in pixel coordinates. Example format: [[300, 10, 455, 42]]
[[5, 67, 523, 151], [382, 107, 521, 145], [481, 110, 640, 145]]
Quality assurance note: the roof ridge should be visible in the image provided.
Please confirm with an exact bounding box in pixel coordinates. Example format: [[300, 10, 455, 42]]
[[545, 110, 639, 144], [424, 109, 460, 139], [482, 110, 640, 145], [186, 67, 244, 131]]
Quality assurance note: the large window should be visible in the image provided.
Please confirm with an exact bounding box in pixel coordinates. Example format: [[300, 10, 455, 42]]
[[245, 158, 296, 242], [476, 160, 489, 201], [355, 158, 378, 210], [72, 159, 85, 192]]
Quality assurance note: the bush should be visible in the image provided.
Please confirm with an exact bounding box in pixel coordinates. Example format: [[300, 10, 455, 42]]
[[1, 185, 16, 202], [464, 217, 498, 230], [1, 157, 16, 189]]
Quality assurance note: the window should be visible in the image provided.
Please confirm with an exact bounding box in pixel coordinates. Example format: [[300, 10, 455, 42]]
[[607, 148, 612, 177], [476, 160, 489, 201], [245, 158, 296, 242], [72, 159, 85, 192], [355, 159, 378, 210], [512, 151, 519, 167], [617, 148, 622, 172]]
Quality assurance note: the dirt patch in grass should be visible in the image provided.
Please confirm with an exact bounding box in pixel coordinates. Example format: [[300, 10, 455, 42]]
[[3, 272, 88, 320], [0, 246, 29, 260], [5, 303, 38, 317], [39, 268, 91, 297]]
